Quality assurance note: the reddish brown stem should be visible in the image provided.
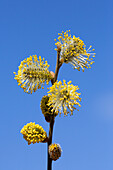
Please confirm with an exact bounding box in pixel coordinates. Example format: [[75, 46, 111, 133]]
[[53, 49, 62, 83], [47, 49, 62, 170], [47, 117, 54, 170]]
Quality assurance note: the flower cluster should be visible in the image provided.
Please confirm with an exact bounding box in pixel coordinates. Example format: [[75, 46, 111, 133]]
[[21, 122, 47, 145], [14, 30, 95, 165], [49, 143, 62, 161], [14, 55, 52, 94], [40, 95, 58, 122], [47, 80, 81, 116], [55, 30, 95, 71]]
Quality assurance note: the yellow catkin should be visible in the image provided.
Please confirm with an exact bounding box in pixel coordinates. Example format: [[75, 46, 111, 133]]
[[47, 80, 81, 116], [55, 30, 95, 71], [20, 122, 47, 145], [40, 95, 58, 117], [14, 55, 52, 94]]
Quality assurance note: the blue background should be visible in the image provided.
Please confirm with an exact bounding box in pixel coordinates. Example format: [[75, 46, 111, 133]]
[[0, 0, 113, 169]]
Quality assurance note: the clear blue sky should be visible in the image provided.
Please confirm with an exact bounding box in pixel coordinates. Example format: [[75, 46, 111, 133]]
[[0, 0, 113, 170]]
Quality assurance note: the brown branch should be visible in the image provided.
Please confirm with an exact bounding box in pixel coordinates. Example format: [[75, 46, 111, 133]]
[[47, 48, 62, 170], [47, 116, 54, 170], [53, 49, 62, 83]]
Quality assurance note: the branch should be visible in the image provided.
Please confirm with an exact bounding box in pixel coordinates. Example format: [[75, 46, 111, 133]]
[[53, 49, 62, 83], [47, 116, 54, 170], [47, 48, 62, 170]]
